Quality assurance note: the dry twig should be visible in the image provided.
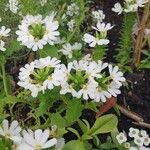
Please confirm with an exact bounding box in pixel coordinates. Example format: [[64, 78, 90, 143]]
[[116, 104, 144, 122], [132, 1, 150, 67], [133, 121, 150, 129]]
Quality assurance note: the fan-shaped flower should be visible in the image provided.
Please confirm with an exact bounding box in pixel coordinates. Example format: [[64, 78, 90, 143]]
[[0, 120, 22, 143], [16, 14, 59, 51]]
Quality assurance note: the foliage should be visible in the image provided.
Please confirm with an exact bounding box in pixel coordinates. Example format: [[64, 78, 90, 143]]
[[0, 0, 149, 149], [116, 13, 136, 72]]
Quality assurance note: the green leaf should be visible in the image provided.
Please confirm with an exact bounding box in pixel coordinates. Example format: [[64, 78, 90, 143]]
[[5, 40, 23, 57], [51, 113, 66, 128], [35, 91, 57, 116], [65, 100, 82, 126], [62, 140, 86, 150], [87, 114, 118, 136], [38, 45, 59, 58], [57, 128, 68, 137], [139, 62, 150, 69], [99, 142, 117, 149], [84, 101, 98, 112], [67, 127, 80, 139], [78, 119, 89, 133]]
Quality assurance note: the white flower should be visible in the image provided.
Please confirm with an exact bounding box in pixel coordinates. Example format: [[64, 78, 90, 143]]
[[144, 28, 150, 37], [0, 26, 11, 37], [92, 22, 114, 33], [134, 137, 144, 147], [108, 64, 126, 86], [83, 33, 109, 47], [85, 61, 104, 80], [18, 57, 62, 97], [16, 14, 60, 51], [67, 19, 75, 31], [66, 3, 79, 17], [92, 10, 105, 22], [116, 132, 127, 144], [81, 54, 92, 62], [136, 0, 148, 7], [0, 120, 22, 143], [94, 88, 111, 102], [107, 81, 121, 97], [59, 42, 82, 58], [77, 82, 97, 100], [124, 0, 148, 13], [59, 60, 96, 100], [128, 127, 139, 138], [124, 4, 138, 12], [55, 138, 65, 150], [8, 0, 19, 14], [143, 137, 150, 146], [129, 147, 138, 150], [0, 40, 6, 51], [17, 129, 57, 150], [139, 146, 150, 150], [140, 130, 148, 138], [124, 142, 130, 148], [112, 3, 123, 15]]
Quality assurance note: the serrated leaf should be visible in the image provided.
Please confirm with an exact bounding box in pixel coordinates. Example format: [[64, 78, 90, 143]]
[[51, 113, 66, 128], [65, 100, 82, 126], [35, 91, 57, 116], [5, 40, 23, 57], [38, 45, 59, 58], [87, 114, 118, 136]]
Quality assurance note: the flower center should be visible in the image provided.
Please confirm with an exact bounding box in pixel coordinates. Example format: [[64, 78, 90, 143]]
[[35, 144, 42, 150], [29, 23, 46, 40], [96, 31, 107, 39], [5, 133, 11, 138], [68, 69, 88, 91], [30, 67, 54, 85], [95, 74, 112, 90]]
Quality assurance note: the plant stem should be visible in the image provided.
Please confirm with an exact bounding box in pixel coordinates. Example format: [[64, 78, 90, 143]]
[[132, 1, 150, 67], [1, 63, 8, 96]]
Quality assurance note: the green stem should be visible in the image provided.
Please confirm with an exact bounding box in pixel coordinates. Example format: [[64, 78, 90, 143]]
[[1, 63, 8, 96]]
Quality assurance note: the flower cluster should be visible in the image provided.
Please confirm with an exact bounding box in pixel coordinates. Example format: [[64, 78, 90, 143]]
[[0, 119, 64, 150], [16, 14, 60, 51], [112, 0, 148, 15], [18, 56, 125, 102], [67, 19, 75, 31], [61, 3, 79, 32], [0, 26, 11, 52], [7, 0, 19, 14], [116, 127, 150, 149], [83, 21, 113, 47], [66, 3, 79, 17], [92, 10, 105, 22], [18, 56, 63, 97], [59, 42, 82, 58], [84, 9, 113, 47]]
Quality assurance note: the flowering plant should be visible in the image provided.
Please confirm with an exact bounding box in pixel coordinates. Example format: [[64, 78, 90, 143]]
[[0, 0, 149, 150]]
